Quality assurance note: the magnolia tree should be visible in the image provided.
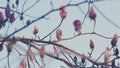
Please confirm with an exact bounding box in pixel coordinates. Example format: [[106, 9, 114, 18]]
[[0, 0, 120, 68]]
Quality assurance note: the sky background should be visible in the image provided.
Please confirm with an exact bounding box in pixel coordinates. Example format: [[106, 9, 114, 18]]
[[0, 0, 120, 68]]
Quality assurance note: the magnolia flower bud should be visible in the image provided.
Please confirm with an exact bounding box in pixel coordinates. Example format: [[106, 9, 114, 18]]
[[0, 44, 3, 51], [111, 34, 118, 47], [9, 13, 15, 23], [12, 4, 15, 8], [33, 26, 39, 35], [89, 39, 94, 49], [111, 60, 115, 68], [89, 6, 96, 20], [114, 48, 119, 56], [20, 60, 26, 68], [5, 4, 11, 18], [20, 15, 24, 20], [56, 28, 62, 40], [81, 57, 85, 64], [74, 56, 77, 63], [60, 5, 67, 19], [52, 40, 59, 55], [105, 47, 110, 63], [0, 11, 5, 27], [40, 44, 45, 58], [7, 40, 16, 55], [73, 20, 81, 32], [28, 50, 35, 62], [16, 0, 19, 6]]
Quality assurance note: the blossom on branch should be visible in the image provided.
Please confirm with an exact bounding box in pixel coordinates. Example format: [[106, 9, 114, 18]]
[[111, 34, 118, 47], [59, 5, 67, 19], [73, 20, 81, 32], [28, 49, 35, 62], [0, 44, 3, 51], [16, 0, 19, 6], [20, 60, 26, 68], [89, 39, 94, 49], [89, 6, 96, 20], [9, 13, 15, 23], [56, 28, 62, 40], [5, 4, 11, 18], [0, 11, 5, 28], [105, 47, 110, 63], [40, 44, 45, 59], [53, 40, 59, 55], [33, 26, 39, 35]]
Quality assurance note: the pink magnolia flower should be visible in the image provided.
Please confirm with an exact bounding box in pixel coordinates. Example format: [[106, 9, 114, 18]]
[[5, 4, 11, 18], [73, 20, 81, 32], [20, 60, 26, 68], [60, 5, 67, 19], [89, 39, 94, 49], [9, 13, 15, 23], [40, 44, 45, 58], [0, 44, 3, 51], [111, 34, 118, 47], [16, 0, 19, 6], [56, 28, 62, 40], [89, 6, 96, 20]]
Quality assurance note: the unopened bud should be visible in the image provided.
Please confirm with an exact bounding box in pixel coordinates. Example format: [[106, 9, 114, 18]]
[[59, 5, 67, 19], [89, 6, 96, 20]]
